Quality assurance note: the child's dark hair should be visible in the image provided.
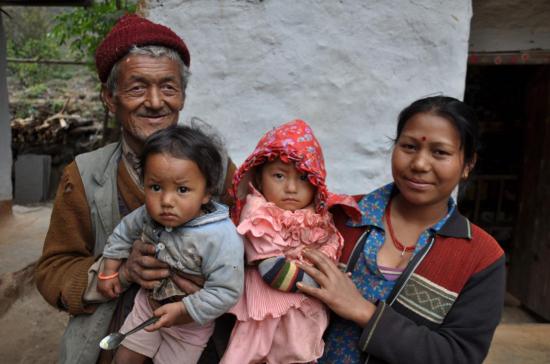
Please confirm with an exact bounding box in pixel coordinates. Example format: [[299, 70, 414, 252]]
[[396, 96, 479, 166], [140, 125, 223, 194]]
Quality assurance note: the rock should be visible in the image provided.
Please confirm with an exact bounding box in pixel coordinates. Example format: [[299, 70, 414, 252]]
[[0, 262, 36, 318]]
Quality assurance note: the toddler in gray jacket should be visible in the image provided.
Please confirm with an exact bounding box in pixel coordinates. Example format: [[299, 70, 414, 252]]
[[98, 125, 244, 364]]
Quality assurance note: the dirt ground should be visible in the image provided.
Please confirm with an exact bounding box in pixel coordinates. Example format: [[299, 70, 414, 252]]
[[0, 203, 549, 364], [0, 204, 67, 364]]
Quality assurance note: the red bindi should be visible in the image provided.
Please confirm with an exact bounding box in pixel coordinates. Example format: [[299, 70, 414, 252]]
[[421, 136, 426, 141]]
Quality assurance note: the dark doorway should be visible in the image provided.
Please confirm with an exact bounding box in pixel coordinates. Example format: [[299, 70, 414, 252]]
[[461, 66, 536, 254], [461, 64, 550, 320]]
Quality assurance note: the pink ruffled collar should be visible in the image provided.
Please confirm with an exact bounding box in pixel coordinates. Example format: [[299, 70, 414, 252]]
[[240, 186, 341, 253]]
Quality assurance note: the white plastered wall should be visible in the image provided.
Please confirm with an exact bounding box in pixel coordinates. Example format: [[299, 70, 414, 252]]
[[143, 0, 472, 195], [470, 0, 550, 52]]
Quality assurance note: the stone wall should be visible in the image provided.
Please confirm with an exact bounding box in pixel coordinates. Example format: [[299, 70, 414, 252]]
[[143, 0, 472, 194]]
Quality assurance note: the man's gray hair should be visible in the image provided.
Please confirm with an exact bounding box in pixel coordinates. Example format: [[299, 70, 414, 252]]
[[105, 45, 191, 94]]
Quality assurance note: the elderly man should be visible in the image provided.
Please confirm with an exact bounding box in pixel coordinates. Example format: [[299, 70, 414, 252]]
[[35, 14, 234, 364]]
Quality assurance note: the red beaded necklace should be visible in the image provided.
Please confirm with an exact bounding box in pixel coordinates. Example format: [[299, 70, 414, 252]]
[[385, 200, 416, 256]]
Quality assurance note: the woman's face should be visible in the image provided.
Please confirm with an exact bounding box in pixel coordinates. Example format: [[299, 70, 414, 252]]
[[391, 112, 473, 208]]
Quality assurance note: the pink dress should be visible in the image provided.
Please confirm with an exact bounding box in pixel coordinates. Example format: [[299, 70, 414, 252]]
[[221, 189, 344, 364]]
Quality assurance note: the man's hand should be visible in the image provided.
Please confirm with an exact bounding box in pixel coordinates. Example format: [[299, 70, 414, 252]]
[[145, 302, 193, 331], [171, 271, 205, 295], [121, 239, 206, 294], [121, 239, 170, 290]]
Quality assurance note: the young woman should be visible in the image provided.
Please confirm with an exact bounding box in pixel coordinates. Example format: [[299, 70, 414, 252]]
[[298, 96, 505, 364]]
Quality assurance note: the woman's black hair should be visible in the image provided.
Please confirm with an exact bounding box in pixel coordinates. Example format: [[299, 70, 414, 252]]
[[396, 96, 479, 166], [140, 125, 223, 194]]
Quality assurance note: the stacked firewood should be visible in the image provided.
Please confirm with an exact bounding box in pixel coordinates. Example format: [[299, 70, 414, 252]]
[[11, 97, 107, 165]]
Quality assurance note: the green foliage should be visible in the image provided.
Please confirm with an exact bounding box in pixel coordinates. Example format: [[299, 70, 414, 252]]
[[26, 83, 49, 98], [4, 2, 136, 87], [50, 1, 137, 63], [11, 100, 36, 119], [52, 99, 67, 113], [3, 7, 53, 44], [4, 7, 70, 87], [7, 37, 63, 87]]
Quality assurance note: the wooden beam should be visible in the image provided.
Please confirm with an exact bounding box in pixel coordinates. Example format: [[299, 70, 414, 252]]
[[468, 51, 550, 65], [0, 0, 92, 6], [7, 57, 91, 66]]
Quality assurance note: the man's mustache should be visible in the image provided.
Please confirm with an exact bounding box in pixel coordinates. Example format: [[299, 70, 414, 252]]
[[136, 110, 171, 118]]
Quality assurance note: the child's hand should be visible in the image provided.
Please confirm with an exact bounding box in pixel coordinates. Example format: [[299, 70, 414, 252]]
[[145, 302, 192, 331], [97, 275, 122, 299]]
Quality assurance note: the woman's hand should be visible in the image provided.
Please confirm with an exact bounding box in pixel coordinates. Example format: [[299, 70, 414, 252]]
[[145, 302, 193, 331], [297, 249, 376, 327]]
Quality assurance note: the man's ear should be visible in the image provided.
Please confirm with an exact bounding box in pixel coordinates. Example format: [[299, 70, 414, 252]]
[[100, 85, 117, 114], [180, 93, 186, 110]]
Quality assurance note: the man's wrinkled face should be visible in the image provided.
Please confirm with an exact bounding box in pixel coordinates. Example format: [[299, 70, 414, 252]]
[[102, 54, 185, 151]]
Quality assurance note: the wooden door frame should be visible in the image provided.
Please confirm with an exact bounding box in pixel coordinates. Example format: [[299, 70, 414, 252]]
[[505, 65, 550, 320], [468, 51, 550, 66]]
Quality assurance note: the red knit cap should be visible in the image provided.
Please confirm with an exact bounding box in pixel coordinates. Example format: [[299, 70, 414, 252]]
[[95, 14, 191, 83]]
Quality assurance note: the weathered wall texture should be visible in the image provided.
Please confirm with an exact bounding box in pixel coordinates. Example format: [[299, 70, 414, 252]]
[[143, 0, 472, 194], [470, 0, 550, 52], [0, 14, 13, 202]]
